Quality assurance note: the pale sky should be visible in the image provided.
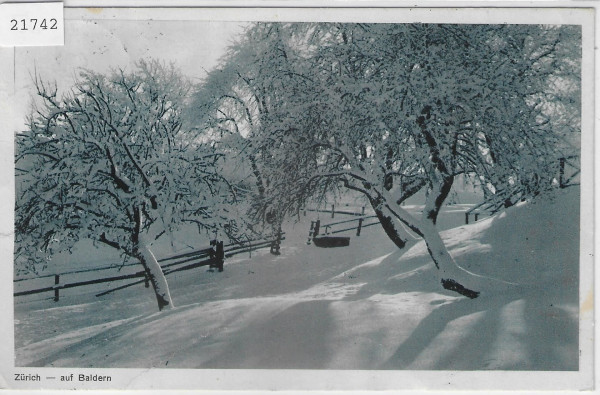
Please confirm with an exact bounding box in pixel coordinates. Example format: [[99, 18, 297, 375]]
[[12, 18, 246, 131]]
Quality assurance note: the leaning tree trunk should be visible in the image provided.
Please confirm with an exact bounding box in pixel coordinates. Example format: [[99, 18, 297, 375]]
[[377, 187, 518, 298], [419, 223, 480, 298], [133, 206, 174, 311], [420, 177, 479, 297], [135, 241, 174, 311], [369, 196, 408, 249]]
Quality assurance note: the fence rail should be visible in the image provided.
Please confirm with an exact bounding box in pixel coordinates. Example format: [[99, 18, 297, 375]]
[[14, 232, 284, 302], [304, 204, 367, 219], [307, 214, 379, 244], [559, 155, 580, 188]]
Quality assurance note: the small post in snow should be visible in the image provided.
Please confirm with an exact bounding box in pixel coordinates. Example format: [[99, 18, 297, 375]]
[[307, 219, 321, 244], [53, 274, 60, 302], [465, 212, 469, 224], [559, 157, 565, 188], [307, 221, 315, 245], [331, 204, 335, 218], [270, 227, 282, 255], [216, 241, 224, 272], [357, 218, 363, 236], [210, 240, 225, 272]]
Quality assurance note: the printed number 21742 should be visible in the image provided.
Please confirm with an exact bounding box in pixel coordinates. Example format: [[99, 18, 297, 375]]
[[10, 18, 58, 31]]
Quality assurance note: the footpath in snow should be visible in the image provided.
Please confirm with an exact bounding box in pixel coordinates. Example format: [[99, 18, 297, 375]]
[[14, 189, 580, 370]]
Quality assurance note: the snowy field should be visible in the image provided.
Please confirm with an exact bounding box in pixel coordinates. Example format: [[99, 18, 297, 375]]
[[14, 189, 579, 370]]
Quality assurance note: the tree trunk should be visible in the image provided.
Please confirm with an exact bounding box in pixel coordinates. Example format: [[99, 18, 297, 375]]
[[133, 205, 174, 311], [250, 158, 266, 197], [377, 188, 518, 298], [369, 196, 408, 249], [135, 241, 174, 311], [420, 177, 480, 297], [419, 222, 480, 298], [422, 176, 453, 225]]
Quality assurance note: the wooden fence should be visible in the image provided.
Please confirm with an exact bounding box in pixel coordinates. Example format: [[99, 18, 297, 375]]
[[303, 204, 368, 219], [559, 155, 580, 188], [14, 232, 284, 302], [307, 203, 488, 237], [464, 208, 488, 225], [307, 214, 379, 244]]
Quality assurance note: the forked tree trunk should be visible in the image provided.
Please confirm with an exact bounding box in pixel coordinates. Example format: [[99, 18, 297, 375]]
[[376, 187, 518, 298], [135, 242, 174, 311], [421, 177, 480, 297]]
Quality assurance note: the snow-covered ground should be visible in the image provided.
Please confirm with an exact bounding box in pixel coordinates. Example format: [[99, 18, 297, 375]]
[[14, 189, 579, 370]]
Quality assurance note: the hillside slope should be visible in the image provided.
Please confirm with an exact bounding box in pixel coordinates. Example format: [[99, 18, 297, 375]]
[[15, 189, 580, 370]]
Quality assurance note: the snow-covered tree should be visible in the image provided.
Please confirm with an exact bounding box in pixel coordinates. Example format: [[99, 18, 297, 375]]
[[15, 60, 233, 311], [197, 23, 581, 298], [188, 23, 308, 236]]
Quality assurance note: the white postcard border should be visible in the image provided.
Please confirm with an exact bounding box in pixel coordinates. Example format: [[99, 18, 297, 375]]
[[0, 4, 595, 393]]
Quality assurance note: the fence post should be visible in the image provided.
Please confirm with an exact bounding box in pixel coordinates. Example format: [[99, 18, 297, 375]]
[[357, 218, 363, 236], [361, 206, 365, 216], [559, 157, 565, 188], [331, 204, 335, 218], [307, 219, 320, 245], [474, 213, 479, 222], [54, 275, 60, 302], [270, 227, 282, 255], [217, 241, 224, 272], [307, 221, 315, 245], [209, 239, 224, 272], [465, 212, 469, 224]]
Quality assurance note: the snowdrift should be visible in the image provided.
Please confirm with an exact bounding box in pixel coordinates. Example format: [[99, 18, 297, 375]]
[[15, 188, 580, 370]]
